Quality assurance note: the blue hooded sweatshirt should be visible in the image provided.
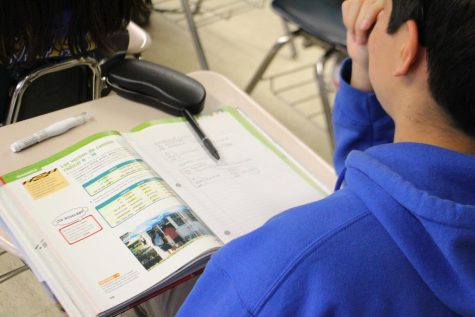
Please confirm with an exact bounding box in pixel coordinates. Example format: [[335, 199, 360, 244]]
[[176, 59, 475, 316]]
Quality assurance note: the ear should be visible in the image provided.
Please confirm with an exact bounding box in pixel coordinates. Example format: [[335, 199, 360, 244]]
[[393, 20, 419, 76]]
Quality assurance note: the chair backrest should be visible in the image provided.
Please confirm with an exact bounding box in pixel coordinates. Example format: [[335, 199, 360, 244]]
[[5, 57, 102, 124], [272, 0, 346, 48], [2, 23, 152, 125]]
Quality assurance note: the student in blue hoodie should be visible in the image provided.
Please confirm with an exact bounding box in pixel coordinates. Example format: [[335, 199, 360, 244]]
[[177, 0, 475, 315]]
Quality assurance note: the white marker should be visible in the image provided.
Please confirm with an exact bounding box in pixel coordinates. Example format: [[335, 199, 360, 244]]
[[10, 112, 92, 153]]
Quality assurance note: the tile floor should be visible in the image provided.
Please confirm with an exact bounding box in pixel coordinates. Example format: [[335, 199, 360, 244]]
[[0, 1, 342, 316]]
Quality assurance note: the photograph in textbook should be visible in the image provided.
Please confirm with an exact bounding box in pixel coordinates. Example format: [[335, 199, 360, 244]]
[[120, 206, 213, 270]]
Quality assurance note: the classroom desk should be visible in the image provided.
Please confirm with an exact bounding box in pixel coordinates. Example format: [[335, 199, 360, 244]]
[[0, 70, 336, 257]]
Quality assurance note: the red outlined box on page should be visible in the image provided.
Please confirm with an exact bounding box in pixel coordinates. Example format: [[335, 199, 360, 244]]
[[60, 215, 103, 245]]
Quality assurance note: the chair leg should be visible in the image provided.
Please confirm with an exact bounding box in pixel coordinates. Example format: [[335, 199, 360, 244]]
[[315, 47, 337, 150], [180, 0, 209, 70], [281, 19, 297, 59], [0, 263, 29, 284], [245, 29, 301, 94]]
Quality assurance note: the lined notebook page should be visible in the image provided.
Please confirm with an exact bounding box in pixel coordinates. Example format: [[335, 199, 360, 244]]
[[124, 108, 327, 243]]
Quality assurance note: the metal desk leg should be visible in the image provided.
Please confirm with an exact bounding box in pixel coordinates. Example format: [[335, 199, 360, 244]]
[[180, 0, 209, 70]]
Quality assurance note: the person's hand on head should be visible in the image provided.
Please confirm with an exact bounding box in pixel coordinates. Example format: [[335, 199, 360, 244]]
[[341, 0, 384, 91]]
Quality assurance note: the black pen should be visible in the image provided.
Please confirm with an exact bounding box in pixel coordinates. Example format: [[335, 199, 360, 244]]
[[183, 109, 220, 160]]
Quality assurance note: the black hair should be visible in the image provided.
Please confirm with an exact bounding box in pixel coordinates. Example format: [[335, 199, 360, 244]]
[[387, 0, 475, 136], [0, 0, 144, 66]]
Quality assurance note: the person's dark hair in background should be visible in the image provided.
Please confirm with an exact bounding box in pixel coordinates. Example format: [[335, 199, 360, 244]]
[[388, 0, 475, 137], [0, 0, 144, 67], [0, 0, 145, 123]]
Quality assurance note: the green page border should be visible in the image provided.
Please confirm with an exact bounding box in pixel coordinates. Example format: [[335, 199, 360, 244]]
[[223, 108, 321, 192], [2, 131, 121, 183], [129, 107, 321, 191], [130, 117, 185, 132], [3, 109, 321, 192]]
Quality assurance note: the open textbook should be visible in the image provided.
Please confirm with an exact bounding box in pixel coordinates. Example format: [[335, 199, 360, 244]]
[[0, 107, 328, 317]]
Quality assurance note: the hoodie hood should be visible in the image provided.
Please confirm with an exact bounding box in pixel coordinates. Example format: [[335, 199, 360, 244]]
[[345, 143, 475, 316]]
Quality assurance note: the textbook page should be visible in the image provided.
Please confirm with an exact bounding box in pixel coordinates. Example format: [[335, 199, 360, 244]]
[[0, 187, 87, 316], [124, 108, 327, 244], [0, 131, 222, 316]]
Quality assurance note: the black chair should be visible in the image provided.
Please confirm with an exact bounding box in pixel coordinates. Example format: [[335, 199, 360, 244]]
[[4, 52, 206, 131], [3, 25, 159, 125], [5, 57, 102, 124], [2, 27, 132, 125], [245, 0, 346, 148], [4, 58, 206, 127]]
